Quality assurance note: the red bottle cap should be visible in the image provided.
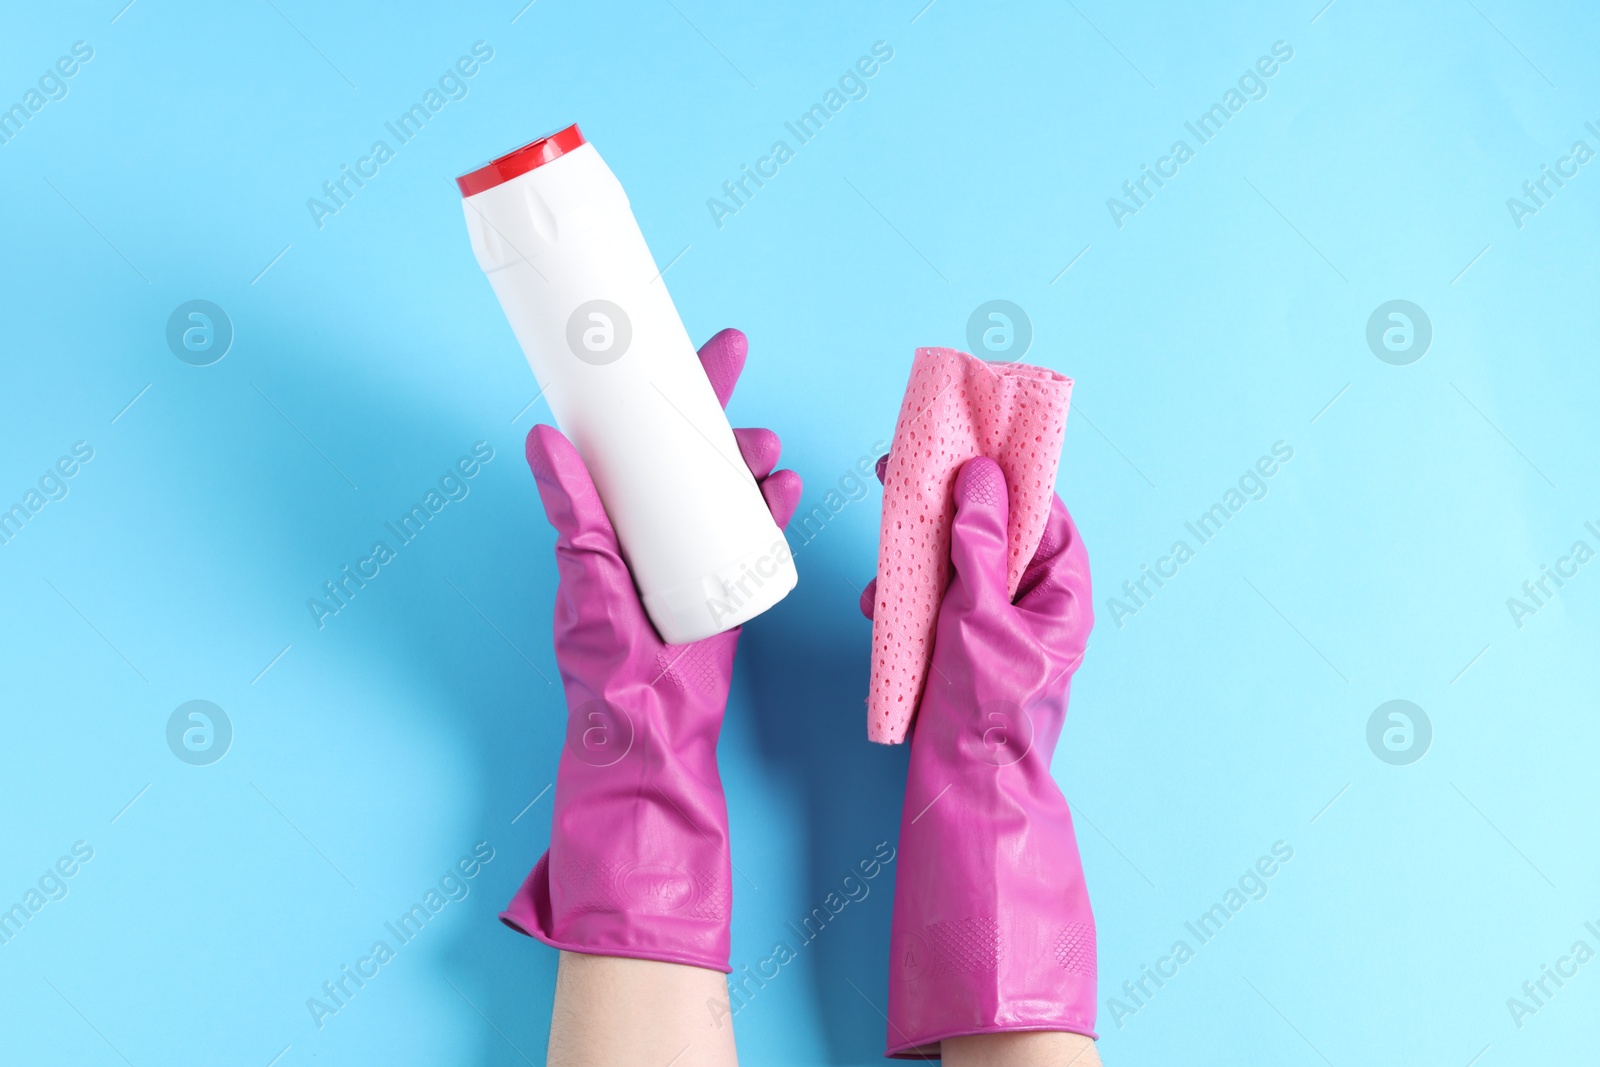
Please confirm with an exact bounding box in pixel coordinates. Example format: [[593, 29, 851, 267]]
[[457, 124, 586, 197]]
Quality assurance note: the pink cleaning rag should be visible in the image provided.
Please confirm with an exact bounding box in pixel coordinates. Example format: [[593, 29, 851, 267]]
[[868, 347, 1073, 744]]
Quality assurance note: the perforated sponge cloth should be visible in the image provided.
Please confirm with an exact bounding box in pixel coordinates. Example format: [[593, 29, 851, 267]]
[[868, 347, 1072, 744]]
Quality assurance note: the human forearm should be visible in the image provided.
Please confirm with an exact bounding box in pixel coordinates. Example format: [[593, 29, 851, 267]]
[[941, 1031, 1103, 1067], [548, 952, 737, 1067]]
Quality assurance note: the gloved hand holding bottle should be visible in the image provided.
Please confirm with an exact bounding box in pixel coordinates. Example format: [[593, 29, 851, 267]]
[[502, 328, 800, 1067]]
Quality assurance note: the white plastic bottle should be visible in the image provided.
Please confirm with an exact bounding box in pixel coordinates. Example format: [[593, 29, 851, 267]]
[[458, 124, 797, 644]]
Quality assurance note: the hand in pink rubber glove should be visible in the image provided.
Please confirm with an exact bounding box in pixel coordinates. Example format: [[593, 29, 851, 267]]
[[501, 328, 801, 972], [861, 456, 1097, 1056]]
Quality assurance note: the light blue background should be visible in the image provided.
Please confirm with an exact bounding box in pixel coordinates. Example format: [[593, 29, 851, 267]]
[[2, 0, 1596, 1063]]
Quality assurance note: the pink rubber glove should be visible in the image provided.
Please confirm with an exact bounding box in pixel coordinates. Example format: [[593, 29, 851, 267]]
[[500, 328, 801, 972], [861, 456, 1097, 1056]]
